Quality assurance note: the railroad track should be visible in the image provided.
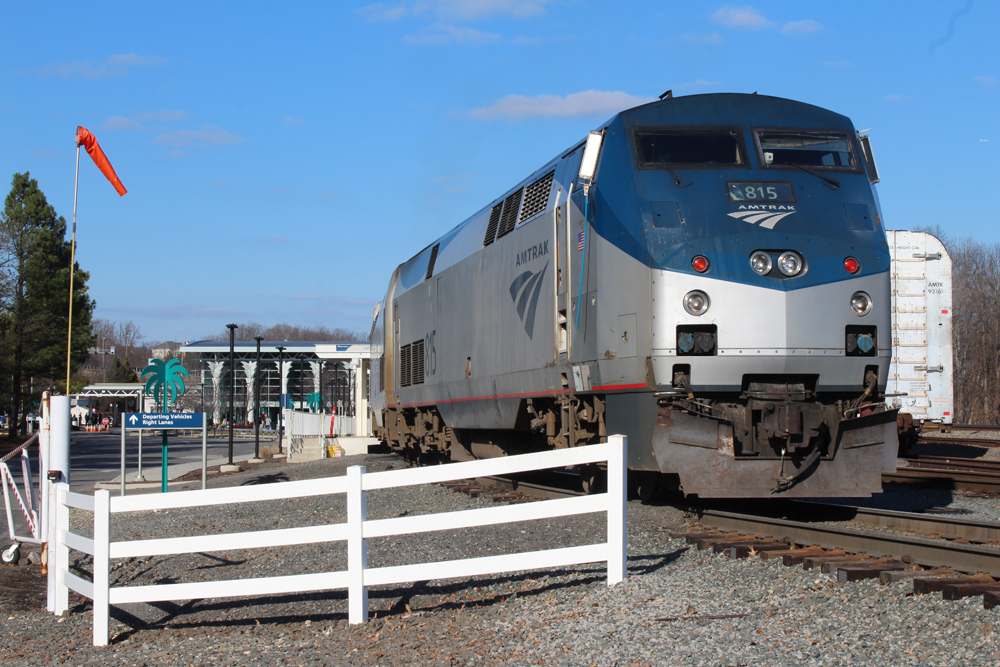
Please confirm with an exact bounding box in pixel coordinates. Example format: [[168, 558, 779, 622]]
[[886, 459, 1000, 495], [689, 503, 1000, 609], [438, 469, 1000, 607]]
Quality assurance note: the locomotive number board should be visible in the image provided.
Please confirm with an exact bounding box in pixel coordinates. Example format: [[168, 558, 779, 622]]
[[726, 181, 796, 203]]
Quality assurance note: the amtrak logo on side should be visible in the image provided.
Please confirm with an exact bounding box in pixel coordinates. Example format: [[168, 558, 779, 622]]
[[509, 261, 548, 339], [728, 204, 797, 230]]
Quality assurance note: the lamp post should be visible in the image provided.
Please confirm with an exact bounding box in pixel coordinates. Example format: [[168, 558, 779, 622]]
[[276, 345, 286, 454], [253, 336, 263, 461], [225, 323, 238, 469]]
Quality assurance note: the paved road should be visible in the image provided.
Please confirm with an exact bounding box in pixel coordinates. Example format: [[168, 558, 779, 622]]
[[68, 429, 275, 494]]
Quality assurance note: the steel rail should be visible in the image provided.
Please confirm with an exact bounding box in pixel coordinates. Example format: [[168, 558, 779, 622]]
[[917, 436, 1000, 448], [696, 508, 1000, 577], [884, 468, 1000, 494], [903, 456, 1000, 473], [790, 501, 1000, 543]]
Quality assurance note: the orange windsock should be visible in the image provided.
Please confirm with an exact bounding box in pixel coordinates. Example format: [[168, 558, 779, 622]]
[[75, 126, 127, 196]]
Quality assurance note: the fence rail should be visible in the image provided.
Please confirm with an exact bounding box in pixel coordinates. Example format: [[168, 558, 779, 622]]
[[50, 435, 627, 646]]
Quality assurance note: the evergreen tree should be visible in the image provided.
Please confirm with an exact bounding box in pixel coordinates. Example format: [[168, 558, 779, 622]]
[[0, 172, 95, 437], [109, 355, 138, 383]]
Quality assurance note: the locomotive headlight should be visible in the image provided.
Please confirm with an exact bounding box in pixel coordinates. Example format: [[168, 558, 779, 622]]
[[683, 290, 710, 316], [777, 251, 803, 276], [851, 291, 873, 316], [749, 251, 772, 275]]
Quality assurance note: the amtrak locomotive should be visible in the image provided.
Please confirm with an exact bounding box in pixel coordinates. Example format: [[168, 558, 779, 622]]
[[369, 93, 898, 498]]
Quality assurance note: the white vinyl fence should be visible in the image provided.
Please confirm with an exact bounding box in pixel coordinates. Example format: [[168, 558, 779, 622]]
[[50, 436, 628, 646]]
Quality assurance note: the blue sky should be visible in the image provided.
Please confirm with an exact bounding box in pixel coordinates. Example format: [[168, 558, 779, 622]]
[[1, 1, 995, 343]]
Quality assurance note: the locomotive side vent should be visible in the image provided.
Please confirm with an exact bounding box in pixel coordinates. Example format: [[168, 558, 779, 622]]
[[399, 343, 412, 387], [519, 170, 555, 223], [483, 203, 503, 246], [425, 243, 440, 280], [496, 188, 524, 241], [412, 339, 425, 385]]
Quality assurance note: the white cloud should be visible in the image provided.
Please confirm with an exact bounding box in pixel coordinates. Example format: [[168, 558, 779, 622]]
[[359, 0, 548, 22], [677, 31, 723, 45], [33, 53, 167, 79], [884, 94, 911, 103], [470, 90, 654, 120], [102, 110, 188, 131], [31, 149, 72, 160], [357, 3, 410, 21], [283, 116, 304, 127], [973, 75, 998, 86], [404, 23, 501, 45], [429, 0, 549, 21], [781, 19, 821, 35], [102, 116, 145, 131], [710, 5, 772, 30], [677, 79, 722, 91], [153, 125, 244, 148]]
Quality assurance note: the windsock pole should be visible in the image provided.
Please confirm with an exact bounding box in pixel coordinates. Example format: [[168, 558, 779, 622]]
[[66, 145, 81, 394]]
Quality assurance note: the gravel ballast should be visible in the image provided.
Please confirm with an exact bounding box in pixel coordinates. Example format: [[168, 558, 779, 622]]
[[2, 452, 1000, 666]]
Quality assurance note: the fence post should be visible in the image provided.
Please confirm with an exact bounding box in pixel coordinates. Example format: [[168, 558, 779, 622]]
[[92, 489, 111, 646], [347, 465, 368, 623], [54, 483, 70, 615], [606, 434, 627, 585]]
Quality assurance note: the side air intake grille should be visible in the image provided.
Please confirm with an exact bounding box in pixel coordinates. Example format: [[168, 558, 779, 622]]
[[412, 339, 425, 385], [483, 203, 503, 246], [399, 343, 411, 388], [379, 354, 385, 391], [496, 188, 523, 241], [519, 170, 554, 223], [425, 243, 440, 280], [398, 340, 425, 387]]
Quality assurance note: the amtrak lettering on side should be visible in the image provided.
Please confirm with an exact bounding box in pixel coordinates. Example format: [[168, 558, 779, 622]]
[[515, 240, 549, 267]]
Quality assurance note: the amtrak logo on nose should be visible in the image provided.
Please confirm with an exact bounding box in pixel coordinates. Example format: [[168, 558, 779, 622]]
[[728, 204, 797, 229], [509, 261, 548, 339]]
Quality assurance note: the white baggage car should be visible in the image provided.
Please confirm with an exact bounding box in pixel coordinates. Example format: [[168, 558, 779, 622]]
[[886, 230, 954, 428]]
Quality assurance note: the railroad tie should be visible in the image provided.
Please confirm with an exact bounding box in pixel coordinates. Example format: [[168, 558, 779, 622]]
[[818, 557, 894, 575], [984, 591, 1000, 609], [837, 563, 905, 583], [913, 574, 995, 595], [940, 583, 1000, 601], [729, 544, 791, 559], [801, 555, 867, 571], [879, 568, 955, 585], [781, 549, 846, 566], [711, 540, 771, 554]]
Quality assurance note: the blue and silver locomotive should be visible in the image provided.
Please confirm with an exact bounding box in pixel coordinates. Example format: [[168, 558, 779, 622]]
[[370, 93, 898, 498]]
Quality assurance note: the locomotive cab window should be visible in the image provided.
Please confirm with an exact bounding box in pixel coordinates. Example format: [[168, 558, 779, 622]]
[[633, 126, 747, 169], [754, 129, 860, 171]]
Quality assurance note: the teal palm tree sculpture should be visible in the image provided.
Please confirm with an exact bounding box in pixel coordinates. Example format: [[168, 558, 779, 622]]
[[141, 358, 190, 493], [306, 391, 322, 413], [141, 358, 190, 410]]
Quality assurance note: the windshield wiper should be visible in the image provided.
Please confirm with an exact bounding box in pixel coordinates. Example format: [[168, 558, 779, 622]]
[[652, 147, 692, 187], [787, 162, 840, 189]]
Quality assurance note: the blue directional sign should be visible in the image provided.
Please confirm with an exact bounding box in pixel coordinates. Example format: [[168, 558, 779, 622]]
[[125, 412, 204, 430]]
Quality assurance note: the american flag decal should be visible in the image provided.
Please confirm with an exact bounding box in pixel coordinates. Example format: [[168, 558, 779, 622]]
[[577, 230, 585, 251]]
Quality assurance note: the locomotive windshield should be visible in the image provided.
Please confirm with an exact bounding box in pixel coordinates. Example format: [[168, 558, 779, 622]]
[[756, 130, 857, 170], [633, 127, 746, 168]]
